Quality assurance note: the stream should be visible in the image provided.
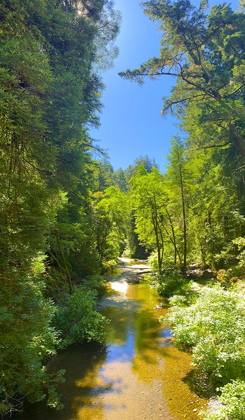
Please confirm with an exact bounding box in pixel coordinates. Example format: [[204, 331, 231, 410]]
[[17, 258, 207, 419]]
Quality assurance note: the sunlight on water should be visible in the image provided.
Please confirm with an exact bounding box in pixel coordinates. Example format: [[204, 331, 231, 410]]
[[16, 263, 208, 420], [109, 280, 128, 295]]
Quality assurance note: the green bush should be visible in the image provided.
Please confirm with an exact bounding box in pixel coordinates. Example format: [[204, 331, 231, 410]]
[[102, 258, 118, 273], [214, 237, 245, 271], [0, 279, 63, 416], [54, 286, 108, 348], [82, 275, 107, 299], [203, 380, 245, 419], [166, 285, 245, 384], [150, 269, 187, 297], [167, 281, 201, 306], [147, 253, 159, 270]]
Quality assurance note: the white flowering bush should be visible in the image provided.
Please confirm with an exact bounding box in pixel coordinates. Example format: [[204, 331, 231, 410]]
[[166, 285, 245, 383]]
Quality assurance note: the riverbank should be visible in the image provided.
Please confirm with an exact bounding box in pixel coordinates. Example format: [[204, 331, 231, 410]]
[[15, 258, 208, 420]]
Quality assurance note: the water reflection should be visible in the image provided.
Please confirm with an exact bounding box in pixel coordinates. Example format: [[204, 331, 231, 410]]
[[14, 343, 108, 420], [94, 283, 174, 419], [16, 280, 207, 420], [103, 306, 134, 346]]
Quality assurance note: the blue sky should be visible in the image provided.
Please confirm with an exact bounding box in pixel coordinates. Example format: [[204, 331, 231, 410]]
[[90, 0, 239, 172]]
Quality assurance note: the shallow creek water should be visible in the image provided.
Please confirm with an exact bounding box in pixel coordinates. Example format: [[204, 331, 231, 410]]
[[17, 260, 207, 420]]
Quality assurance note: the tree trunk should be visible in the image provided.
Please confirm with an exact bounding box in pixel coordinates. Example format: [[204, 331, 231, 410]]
[[152, 213, 163, 273], [164, 206, 182, 266], [178, 163, 187, 276]]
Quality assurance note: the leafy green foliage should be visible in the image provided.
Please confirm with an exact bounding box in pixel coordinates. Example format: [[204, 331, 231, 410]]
[[117, 0, 245, 415], [119, 0, 245, 275], [215, 237, 245, 272], [120, 0, 245, 161], [129, 143, 195, 273], [93, 186, 128, 270], [2, 0, 245, 415], [93, 159, 115, 192], [148, 269, 188, 297], [82, 275, 107, 299], [166, 285, 245, 384], [203, 380, 245, 420], [54, 287, 108, 348], [0, 0, 120, 414], [157, 270, 188, 297], [0, 279, 62, 416], [130, 166, 166, 272]]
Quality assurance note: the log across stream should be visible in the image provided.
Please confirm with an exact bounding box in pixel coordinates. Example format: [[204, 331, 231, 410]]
[[17, 258, 208, 419]]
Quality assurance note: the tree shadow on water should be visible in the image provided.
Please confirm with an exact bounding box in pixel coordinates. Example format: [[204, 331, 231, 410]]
[[15, 342, 117, 420], [131, 309, 174, 385]]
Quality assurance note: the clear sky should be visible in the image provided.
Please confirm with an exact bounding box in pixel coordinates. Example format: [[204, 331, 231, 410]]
[[90, 0, 239, 172]]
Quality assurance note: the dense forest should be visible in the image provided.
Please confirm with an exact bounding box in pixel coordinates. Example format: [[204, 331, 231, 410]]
[[1, 0, 245, 419]]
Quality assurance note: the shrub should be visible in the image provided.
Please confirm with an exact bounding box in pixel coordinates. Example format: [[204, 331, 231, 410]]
[[152, 269, 188, 297], [214, 237, 245, 272], [216, 267, 244, 288], [147, 253, 159, 270], [167, 281, 201, 306], [102, 259, 118, 273], [82, 275, 107, 299], [166, 285, 245, 384], [203, 380, 245, 420], [54, 286, 108, 348], [0, 279, 63, 416]]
